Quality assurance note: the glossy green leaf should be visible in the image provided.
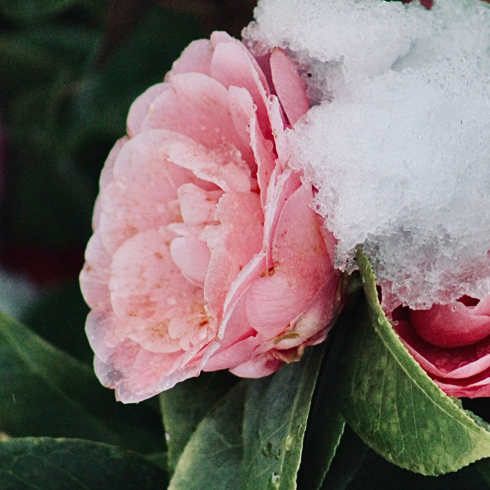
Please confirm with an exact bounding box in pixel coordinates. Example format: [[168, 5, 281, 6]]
[[337, 250, 490, 475], [0, 310, 164, 453], [0, 0, 81, 22], [168, 382, 247, 490], [243, 343, 326, 490], [0, 437, 168, 490], [159, 371, 237, 472]]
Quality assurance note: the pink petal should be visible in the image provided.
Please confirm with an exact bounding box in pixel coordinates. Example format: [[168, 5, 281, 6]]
[[204, 336, 259, 372], [86, 310, 121, 363], [203, 294, 258, 371], [230, 352, 283, 378], [410, 302, 490, 347], [109, 228, 216, 354], [140, 73, 254, 167], [269, 94, 289, 164], [206, 326, 265, 373], [166, 39, 213, 80], [210, 31, 235, 46], [228, 86, 276, 207], [177, 183, 222, 227], [164, 137, 252, 192], [265, 273, 341, 352], [127, 84, 169, 137], [245, 182, 333, 338], [98, 130, 195, 255], [204, 191, 263, 322], [170, 236, 211, 287], [396, 319, 490, 380], [433, 369, 490, 398], [93, 137, 129, 230], [262, 168, 302, 267], [219, 252, 267, 340], [94, 345, 203, 403], [100, 137, 128, 190], [270, 49, 310, 126], [80, 232, 111, 310], [210, 40, 270, 136], [472, 294, 490, 315]]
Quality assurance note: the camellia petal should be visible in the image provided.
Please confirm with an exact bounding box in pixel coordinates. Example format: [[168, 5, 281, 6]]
[[393, 293, 490, 398], [165, 39, 213, 80], [81, 32, 342, 402], [410, 302, 490, 348], [270, 49, 310, 126]]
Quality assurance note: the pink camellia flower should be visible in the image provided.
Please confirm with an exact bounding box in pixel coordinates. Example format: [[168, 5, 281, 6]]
[[393, 295, 490, 398], [80, 32, 342, 403]]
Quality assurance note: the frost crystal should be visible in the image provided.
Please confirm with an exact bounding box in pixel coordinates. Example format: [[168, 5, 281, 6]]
[[245, 0, 490, 310]]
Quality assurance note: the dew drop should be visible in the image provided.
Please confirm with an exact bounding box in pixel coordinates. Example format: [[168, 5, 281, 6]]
[[269, 472, 280, 489]]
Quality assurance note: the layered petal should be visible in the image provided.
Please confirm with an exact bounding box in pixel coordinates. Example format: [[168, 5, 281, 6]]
[[270, 49, 310, 126], [410, 301, 490, 348], [394, 294, 490, 398], [204, 191, 264, 322], [80, 33, 342, 403], [140, 73, 254, 167]]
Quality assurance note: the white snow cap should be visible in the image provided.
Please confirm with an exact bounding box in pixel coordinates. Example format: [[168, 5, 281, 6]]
[[245, 0, 490, 311]]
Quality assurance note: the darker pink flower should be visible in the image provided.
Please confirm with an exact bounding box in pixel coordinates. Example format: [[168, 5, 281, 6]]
[[80, 32, 342, 403], [393, 295, 490, 398]]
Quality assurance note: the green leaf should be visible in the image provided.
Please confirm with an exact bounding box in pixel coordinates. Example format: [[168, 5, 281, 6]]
[[336, 250, 490, 475], [0, 0, 81, 22], [0, 310, 164, 454], [0, 437, 168, 490], [298, 403, 344, 490], [242, 343, 326, 490], [298, 274, 363, 490], [168, 382, 247, 490], [298, 320, 356, 490], [159, 371, 238, 471], [318, 425, 369, 490]]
